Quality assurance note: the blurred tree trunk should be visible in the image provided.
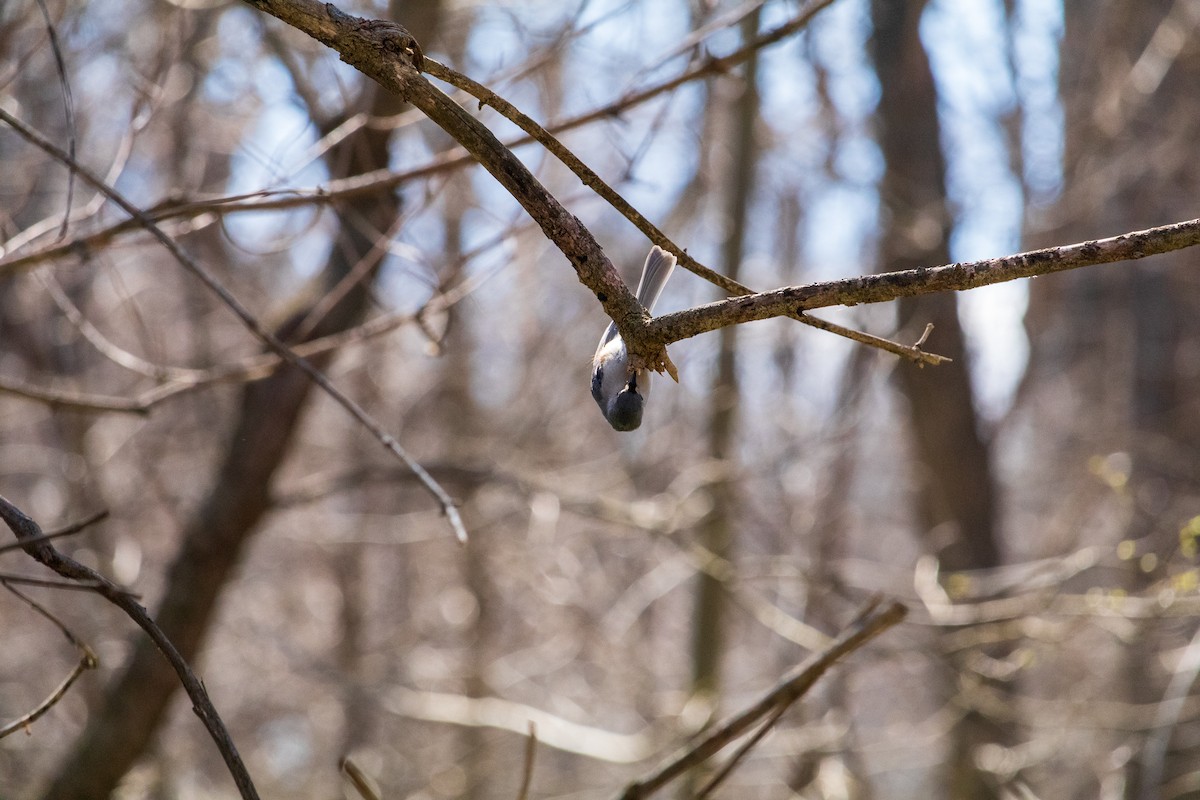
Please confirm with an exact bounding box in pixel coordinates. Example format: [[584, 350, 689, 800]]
[[869, 1, 1004, 797], [685, 11, 760, 791], [1019, 3, 1200, 797], [432, 17, 493, 791], [39, 4, 443, 797]]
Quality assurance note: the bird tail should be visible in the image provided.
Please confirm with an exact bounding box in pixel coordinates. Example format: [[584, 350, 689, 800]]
[[634, 246, 677, 312]]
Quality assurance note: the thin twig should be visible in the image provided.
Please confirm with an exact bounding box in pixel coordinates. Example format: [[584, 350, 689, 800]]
[[0, 106, 467, 543], [385, 687, 653, 763], [32, 0, 75, 239], [423, 56, 948, 366], [0, 509, 107, 554], [0, 495, 261, 800], [516, 721, 538, 800], [617, 598, 907, 800], [799, 313, 951, 366], [0, 657, 93, 739], [1, 579, 92, 651], [340, 757, 381, 800], [0, 573, 108, 591], [694, 703, 788, 800], [0, 578, 98, 739]]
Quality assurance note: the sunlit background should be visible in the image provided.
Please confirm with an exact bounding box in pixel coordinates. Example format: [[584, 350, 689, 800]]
[[3, 0, 1199, 798]]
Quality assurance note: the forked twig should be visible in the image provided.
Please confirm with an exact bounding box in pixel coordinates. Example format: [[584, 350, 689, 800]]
[[423, 57, 949, 367], [617, 598, 906, 800], [694, 703, 787, 799], [0, 495, 261, 800], [0, 580, 97, 739]]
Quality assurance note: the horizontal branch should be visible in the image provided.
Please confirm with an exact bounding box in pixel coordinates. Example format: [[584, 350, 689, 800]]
[[648, 217, 1200, 346], [0, 270, 480, 415], [0, 2, 835, 278], [423, 56, 948, 366]]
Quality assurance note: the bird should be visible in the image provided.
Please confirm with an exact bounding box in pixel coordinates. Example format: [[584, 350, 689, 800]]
[[591, 245, 677, 431]]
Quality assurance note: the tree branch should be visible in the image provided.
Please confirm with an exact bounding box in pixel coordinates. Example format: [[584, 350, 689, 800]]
[[617, 598, 907, 800], [422, 57, 949, 366], [239, 1, 1200, 377], [648, 217, 1200, 346], [0, 105, 468, 543], [0, 578, 98, 739], [240, 0, 675, 375], [0, 496, 261, 800]]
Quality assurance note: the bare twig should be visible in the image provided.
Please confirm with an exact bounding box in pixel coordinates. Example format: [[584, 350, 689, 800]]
[[617, 598, 907, 800], [0, 654, 94, 739], [0, 508, 107, 554], [0, 573, 107, 591], [799, 313, 951, 365], [0, 495, 261, 799], [0, 106, 467, 543], [517, 722, 538, 800], [32, 0, 75, 239], [0, 580, 98, 739], [0, 378, 155, 415], [340, 757, 381, 800], [384, 687, 653, 763], [423, 57, 948, 366], [694, 704, 788, 799]]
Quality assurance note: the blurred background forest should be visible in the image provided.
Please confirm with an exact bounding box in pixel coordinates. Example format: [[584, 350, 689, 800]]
[[3, 0, 1200, 798]]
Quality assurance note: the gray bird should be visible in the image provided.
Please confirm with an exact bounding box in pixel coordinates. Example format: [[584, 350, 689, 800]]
[[591, 246, 677, 431]]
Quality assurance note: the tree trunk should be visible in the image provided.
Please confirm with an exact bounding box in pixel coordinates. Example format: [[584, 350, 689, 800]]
[[1019, 3, 1200, 797], [869, 2, 1004, 796], [685, 9, 760, 795], [38, 3, 444, 796]]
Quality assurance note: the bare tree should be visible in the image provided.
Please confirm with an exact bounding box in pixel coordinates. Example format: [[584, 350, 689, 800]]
[[5, 2, 1200, 799]]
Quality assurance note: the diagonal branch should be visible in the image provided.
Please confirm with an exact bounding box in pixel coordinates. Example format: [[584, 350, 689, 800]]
[[223, 3, 1200, 377], [240, 0, 673, 374], [0, 496, 260, 800], [0, 1, 840, 282], [617, 598, 907, 800], [422, 57, 949, 366], [0, 105, 467, 543]]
